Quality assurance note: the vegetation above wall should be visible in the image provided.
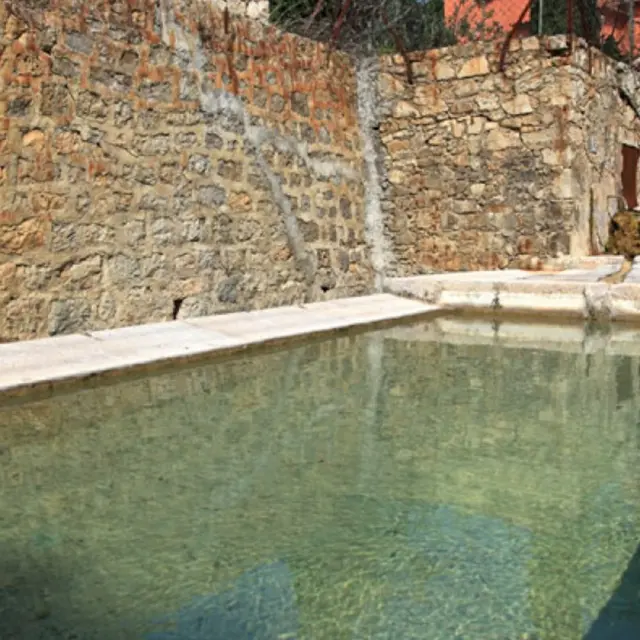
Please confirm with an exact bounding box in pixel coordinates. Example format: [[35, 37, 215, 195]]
[[270, 0, 627, 66], [267, 0, 500, 55]]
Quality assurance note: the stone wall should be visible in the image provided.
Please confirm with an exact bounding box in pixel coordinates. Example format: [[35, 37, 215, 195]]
[[377, 36, 640, 274], [0, 0, 372, 341], [6, 7, 640, 342], [571, 46, 640, 254], [212, 0, 269, 22]]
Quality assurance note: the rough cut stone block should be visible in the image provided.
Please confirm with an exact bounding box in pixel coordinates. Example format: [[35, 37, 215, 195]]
[[457, 56, 490, 79]]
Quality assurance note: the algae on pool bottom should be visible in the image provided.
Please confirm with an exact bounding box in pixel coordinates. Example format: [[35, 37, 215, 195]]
[[1, 324, 640, 639]]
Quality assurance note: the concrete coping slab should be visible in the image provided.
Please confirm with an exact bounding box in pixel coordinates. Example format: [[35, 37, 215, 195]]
[[5, 265, 640, 401], [381, 316, 640, 357], [0, 294, 440, 399], [384, 265, 640, 322]]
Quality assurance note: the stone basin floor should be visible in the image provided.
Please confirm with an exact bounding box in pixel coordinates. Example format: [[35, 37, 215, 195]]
[[4, 256, 640, 397]]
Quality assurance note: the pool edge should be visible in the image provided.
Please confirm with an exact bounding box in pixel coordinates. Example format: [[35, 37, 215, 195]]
[[0, 294, 445, 403]]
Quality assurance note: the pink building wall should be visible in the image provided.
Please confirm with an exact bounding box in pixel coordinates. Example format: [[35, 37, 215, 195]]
[[444, 0, 639, 56]]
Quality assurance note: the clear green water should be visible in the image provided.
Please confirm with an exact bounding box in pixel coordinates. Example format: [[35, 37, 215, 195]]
[[1, 323, 640, 639]]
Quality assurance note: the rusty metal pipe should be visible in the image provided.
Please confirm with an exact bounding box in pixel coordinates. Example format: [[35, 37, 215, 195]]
[[567, 0, 574, 53]]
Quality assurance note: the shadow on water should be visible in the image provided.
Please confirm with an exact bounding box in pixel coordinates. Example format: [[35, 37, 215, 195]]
[[0, 546, 298, 640], [583, 543, 640, 640], [145, 561, 298, 640], [0, 549, 105, 640]]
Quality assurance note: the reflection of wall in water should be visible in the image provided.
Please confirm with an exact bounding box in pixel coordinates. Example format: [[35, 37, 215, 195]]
[[374, 336, 640, 639], [3, 334, 640, 536], [0, 336, 378, 622], [373, 338, 640, 530]]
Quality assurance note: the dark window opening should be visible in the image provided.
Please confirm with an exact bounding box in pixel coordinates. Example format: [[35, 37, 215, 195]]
[[622, 144, 639, 209]]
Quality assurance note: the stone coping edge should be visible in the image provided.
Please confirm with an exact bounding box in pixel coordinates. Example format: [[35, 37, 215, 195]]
[[381, 316, 640, 357], [0, 294, 443, 402], [384, 276, 640, 323]]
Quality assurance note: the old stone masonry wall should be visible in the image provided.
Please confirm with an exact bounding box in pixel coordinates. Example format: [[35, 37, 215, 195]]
[[378, 38, 573, 273], [377, 37, 640, 274], [0, 0, 372, 341], [5, 2, 640, 342]]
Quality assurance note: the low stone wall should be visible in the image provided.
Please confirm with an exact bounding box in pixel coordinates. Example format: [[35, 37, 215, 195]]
[[377, 37, 640, 274], [0, 0, 372, 341]]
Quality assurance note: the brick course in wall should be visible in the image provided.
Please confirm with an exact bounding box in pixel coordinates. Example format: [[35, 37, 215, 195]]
[[0, 0, 372, 341]]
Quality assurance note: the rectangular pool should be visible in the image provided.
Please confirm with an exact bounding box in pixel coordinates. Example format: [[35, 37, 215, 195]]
[[1, 319, 640, 639]]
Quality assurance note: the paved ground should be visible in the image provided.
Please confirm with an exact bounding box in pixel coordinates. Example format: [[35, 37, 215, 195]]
[[0, 294, 437, 396]]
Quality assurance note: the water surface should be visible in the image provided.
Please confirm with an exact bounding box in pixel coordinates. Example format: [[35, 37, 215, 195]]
[[1, 322, 640, 639]]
